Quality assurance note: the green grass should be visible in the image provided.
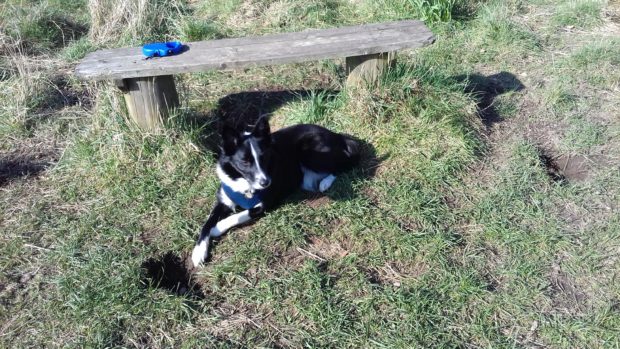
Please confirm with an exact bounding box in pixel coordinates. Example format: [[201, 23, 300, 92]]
[[551, 0, 606, 28], [2, 0, 620, 347], [1, 0, 89, 53]]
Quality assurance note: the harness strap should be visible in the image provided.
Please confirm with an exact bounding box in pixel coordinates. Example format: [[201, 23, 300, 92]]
[[221, 183, 263, 210]]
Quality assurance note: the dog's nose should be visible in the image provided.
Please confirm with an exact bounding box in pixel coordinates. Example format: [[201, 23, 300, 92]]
[[259, 178, 271, 188]]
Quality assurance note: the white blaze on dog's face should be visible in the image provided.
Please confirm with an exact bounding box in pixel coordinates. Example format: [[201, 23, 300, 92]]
[[220, 118, 273, 192]]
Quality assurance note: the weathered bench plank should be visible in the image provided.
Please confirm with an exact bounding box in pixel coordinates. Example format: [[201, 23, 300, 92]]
[[75, 20, 434, 81]]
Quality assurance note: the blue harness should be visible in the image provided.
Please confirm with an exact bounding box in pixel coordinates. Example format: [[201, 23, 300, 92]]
[[221, 183, 264, 210]]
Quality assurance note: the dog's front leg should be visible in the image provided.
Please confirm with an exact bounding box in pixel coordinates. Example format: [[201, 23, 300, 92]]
[[192, 204, 265, 267], [209, 204, 265, 237], [192, 202, 231, 267]]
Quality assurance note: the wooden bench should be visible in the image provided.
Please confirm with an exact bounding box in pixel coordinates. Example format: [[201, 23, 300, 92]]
[[75, 20, 434, 130]]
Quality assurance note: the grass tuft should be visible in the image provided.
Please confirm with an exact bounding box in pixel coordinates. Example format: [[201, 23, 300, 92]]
[[88, 0, 183, 45], [552, 0, 606, 28]]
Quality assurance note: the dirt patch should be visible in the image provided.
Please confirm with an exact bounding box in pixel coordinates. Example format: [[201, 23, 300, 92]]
[[548, 153, 590, 182], [304, 194, 332, 209], [211, 305, 260, 335], [0, 156, 47, 185], [140, 251, 204, 299], [0, 146, 58, 186], [537, 147, 591, 183], [50, 75, 93, 109], [547, 261, 588, 314], [138, 226, 164, 246], [270, 235, 349, 270], [605, 0, 620, 25], [365, 262, 428, 287], [306, 236, 348, 260], [0, 269, 39, 307]]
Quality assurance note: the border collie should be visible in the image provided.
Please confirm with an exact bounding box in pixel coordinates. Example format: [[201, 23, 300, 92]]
[[191, 117, 361, 266]]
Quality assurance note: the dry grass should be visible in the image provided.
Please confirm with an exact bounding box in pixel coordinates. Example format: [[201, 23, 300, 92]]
[[88, 0, 182, 45], [0, 45, 49, 135]]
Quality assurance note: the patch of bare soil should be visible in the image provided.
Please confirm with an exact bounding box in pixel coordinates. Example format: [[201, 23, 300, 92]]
[[140, 251, 204, 299], [45, 75, 94, 111], [303, 193, 332, 209], [547, 261, 588, 315], [603, 1, 620, 29], [537, 147, 591, 183], [0, 269, 40, 307], [274, 235, 349, 269], [0, 140, 60, 186], [305, 236, 348, 260], [0, 154, 48, 185], [209, 303, 261, 336], [207, 302, 295, 347], [365, 261, 428, 287]]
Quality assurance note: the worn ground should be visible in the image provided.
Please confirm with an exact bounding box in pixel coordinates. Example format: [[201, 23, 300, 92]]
[[1, 0, 619, 347]]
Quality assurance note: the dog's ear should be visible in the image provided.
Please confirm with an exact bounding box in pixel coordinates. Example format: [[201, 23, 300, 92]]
[[221, 125, 239, 155], [252, 116, 271, 139]]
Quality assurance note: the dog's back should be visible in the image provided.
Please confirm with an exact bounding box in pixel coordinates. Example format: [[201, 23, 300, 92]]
[[273, 124, 361, 174]]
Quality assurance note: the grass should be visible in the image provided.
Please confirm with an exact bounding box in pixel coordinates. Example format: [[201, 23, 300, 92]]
[[2, 0, 620, 347], [551, 0, 606, 28]]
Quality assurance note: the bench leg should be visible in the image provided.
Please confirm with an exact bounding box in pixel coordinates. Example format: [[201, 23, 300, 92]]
[[115, 75, 179, 131], [345, 52, 396, 87]]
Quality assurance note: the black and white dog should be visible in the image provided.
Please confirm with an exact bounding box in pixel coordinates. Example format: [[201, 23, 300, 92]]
[[191, 117, 361, 266]]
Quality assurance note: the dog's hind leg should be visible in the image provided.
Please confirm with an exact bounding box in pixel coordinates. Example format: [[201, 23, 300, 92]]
[[319, 174, 336, 192], [301, 166, 335, 192]]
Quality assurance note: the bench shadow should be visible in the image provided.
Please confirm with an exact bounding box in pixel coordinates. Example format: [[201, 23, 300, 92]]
[[20, 14, 88, 54], [193, 89, 339, 155], [0, 158, 47, 186], [453, 71, 525, 129]]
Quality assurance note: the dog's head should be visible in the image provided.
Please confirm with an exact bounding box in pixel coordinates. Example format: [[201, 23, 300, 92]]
[[219, 117, 273, 192]]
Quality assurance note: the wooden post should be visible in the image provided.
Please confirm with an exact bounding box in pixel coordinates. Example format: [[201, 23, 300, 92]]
[[115, 75, 179, 131], [346, 52, 396, 87]]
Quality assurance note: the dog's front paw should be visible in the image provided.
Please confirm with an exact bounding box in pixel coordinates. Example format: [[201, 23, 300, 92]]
[[191, 240, 208, 267]]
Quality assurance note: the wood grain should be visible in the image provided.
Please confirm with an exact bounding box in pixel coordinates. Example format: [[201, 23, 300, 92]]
[[76, 20, 434, 80], [120, 76, 179, 131], [346, 52, 396, 86]]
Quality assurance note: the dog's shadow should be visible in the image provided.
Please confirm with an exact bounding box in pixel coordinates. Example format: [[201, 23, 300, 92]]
[[453, 71, 525, 129]]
